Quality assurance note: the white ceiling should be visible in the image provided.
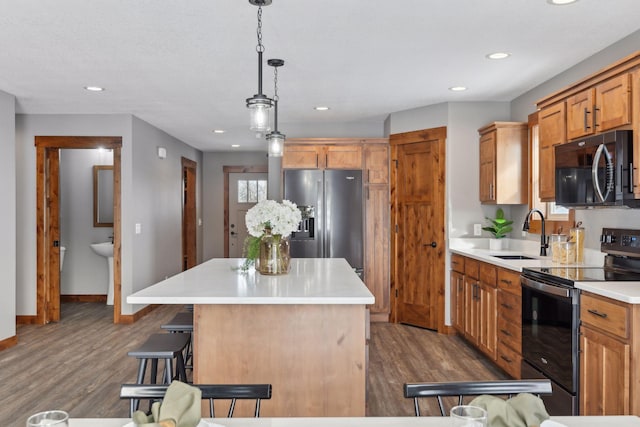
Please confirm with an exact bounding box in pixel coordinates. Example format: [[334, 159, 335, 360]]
[[1, 0, 640, 152]]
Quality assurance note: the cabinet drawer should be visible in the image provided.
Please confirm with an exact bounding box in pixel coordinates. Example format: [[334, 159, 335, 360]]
[[480, 263, 497, 287], [496, 341, 522, 379], [497, 314, 521, 351], [581, 293, 629, 340], [465, 258, 479, 279], [497, 269, 521, 296], [451, 254, 465, 273], [498, 291, 521, 323]]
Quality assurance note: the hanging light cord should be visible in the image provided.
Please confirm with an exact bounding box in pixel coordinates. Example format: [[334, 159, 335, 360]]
[[272, 65, 279, 131], [256, 6, 265, 54]]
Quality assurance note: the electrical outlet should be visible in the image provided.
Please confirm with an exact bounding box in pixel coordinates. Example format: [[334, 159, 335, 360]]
[[473, 223, 482, 236]]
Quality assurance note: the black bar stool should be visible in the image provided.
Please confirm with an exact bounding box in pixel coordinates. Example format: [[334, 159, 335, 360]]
[[161, 312, 194, 371], [127, 333, 190, 384]]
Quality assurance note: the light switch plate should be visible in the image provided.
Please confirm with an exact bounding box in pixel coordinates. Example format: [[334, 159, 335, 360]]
[[135, 223, 142, 234], [473, 223, 482, 236]]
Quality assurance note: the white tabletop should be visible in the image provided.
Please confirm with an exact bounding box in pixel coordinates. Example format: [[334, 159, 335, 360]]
[[69, 416, 640, 427], [127, 258, 374, 305]]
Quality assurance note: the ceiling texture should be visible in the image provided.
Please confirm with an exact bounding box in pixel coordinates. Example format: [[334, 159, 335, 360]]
[[1, 0, 640, 152]]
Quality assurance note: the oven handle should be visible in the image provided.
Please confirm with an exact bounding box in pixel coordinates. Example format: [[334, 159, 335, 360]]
[[521, 276, 572, 298]]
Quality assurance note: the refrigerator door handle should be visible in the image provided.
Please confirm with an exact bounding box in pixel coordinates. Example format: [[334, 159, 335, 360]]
[[316, 177, 324, 258], [324, 177, 330, 257]]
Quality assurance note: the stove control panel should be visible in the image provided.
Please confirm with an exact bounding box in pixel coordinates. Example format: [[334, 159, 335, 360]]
[[601, 228, 640, 256]]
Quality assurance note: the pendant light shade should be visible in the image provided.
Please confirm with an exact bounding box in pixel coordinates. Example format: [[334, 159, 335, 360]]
[[246, 1, 273, 132], [266, 58, 285, 157]]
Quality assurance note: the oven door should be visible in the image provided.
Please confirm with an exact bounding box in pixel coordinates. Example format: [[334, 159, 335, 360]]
[[521, 276, 580, 394]]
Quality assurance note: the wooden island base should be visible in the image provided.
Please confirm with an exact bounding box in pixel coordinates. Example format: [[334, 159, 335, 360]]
[[194, 303, 367, 417]]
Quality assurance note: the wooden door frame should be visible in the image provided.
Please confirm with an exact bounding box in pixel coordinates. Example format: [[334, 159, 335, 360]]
[[223, 165, 268, 258], [35, 136, 122, 324], [389, 126, 447, 332], [181, 157, 197, 271]]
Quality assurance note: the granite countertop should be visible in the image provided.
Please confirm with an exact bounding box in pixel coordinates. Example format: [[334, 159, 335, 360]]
[[450, 238, 640, 304], [127, 257, 374, 305]]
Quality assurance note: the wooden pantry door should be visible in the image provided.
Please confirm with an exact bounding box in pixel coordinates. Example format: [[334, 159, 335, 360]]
[[390, 127, 446, 331]]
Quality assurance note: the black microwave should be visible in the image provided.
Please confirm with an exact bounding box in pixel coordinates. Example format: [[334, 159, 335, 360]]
[[555, 130, 640, 208]]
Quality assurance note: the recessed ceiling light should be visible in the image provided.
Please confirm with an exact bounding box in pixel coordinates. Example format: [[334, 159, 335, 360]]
[[314, 106, 330, 111], [231, 144, 240, 148], [84, 86, 105, 92], [486, 52, 511, 60], [212, 129, 226, 134], [547, 0, 578, 5], [449, 86, 467, 92]]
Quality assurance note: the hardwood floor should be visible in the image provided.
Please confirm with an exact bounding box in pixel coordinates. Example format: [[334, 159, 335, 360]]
[[1, 303, 506, 426]]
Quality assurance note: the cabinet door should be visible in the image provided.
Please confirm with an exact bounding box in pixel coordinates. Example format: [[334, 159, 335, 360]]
[[451, 270, 465, 333], [282, 145, 321, 169], [595, 73, 631, 132], [538, 103, 566, 201], [479, 131, 496, 203], [364, 145, 389, 184], [477, 282, 497, 360], [580, 326, 630, 415], [325, 145, 362, 169], [364, 185, 390, 318], [464, 278, 478, 344], [567, 89, 595, 140]]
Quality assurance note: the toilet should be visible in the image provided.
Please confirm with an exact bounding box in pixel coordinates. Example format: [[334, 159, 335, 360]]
[[60, 246, 66, 272]]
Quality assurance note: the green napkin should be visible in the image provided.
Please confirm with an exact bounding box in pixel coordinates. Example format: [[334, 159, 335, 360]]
[[132, 381, 202, 427], [468, 393, 549, 427]]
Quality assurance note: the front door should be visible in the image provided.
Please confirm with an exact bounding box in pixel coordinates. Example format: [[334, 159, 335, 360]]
[[391, 127, 446, 331], [227, 172, 268, 258]]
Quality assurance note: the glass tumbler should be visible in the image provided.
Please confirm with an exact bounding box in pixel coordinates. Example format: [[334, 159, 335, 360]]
[[26, 410, 69, 427], [450, 405, 487, 427]]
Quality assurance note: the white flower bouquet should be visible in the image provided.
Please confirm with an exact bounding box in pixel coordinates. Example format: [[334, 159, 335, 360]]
[[242, 200, 302, 271], [245, 199, 302, 238]]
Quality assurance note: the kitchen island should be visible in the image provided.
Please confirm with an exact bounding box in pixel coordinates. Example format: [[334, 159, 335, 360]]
[[127, 258, 374, 417]]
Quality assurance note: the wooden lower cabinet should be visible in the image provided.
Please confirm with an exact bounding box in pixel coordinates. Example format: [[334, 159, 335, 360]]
[[579, 291, 640, 416], [451, 254, 522, 378], [580, 325, 630, 415], [364, 184, 390, 321]]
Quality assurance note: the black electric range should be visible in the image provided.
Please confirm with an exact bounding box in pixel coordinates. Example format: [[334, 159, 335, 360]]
[[523, 227, 640, 287]]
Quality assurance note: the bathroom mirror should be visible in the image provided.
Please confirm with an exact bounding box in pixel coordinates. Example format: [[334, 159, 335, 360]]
[[93, 165, 114, 227]]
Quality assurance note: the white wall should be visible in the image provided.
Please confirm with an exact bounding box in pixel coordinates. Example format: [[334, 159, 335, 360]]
[[0, 90, 16, 343], [60, 149, 113, 296], [511, 29, 640, 251], [202, 151, 268, 260]]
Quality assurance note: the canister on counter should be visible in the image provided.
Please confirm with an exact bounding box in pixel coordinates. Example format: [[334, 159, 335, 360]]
[[570, 222, 585, 264], [559, 241, 577, 265], [550, 234, 568, 263]]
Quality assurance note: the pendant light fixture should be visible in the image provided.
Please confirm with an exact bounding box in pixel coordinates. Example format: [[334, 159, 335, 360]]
[[246, 0, 273, 133], [266, 58, 285, 157]]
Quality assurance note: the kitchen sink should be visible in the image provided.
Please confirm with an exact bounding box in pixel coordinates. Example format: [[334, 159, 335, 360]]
[[492, 254, 536, 260]]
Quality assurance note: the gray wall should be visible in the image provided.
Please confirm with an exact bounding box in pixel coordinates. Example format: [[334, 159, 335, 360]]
[[0, 90, 15, 343], [511, 29, 640, 250], [15, 114, 202, 317], [59, 149, 113, 295], [202, 151, 268, 260]]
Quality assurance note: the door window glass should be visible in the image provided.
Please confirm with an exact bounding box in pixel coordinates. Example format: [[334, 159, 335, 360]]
[[237, 180, 267, 203]]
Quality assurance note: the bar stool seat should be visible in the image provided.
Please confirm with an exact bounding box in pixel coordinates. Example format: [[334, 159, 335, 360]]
[[161, 312, 194, 371], [128, 333, 190, 384]]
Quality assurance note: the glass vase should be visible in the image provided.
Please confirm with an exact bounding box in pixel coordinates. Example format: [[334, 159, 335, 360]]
[[257, 228, 291, 275]]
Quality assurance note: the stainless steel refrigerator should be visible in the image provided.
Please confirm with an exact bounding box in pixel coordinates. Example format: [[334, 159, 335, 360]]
[[283, 169, 363, 274]]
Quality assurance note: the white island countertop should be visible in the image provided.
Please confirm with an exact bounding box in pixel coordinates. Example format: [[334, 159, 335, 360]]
[[127, 258, 374, 305]]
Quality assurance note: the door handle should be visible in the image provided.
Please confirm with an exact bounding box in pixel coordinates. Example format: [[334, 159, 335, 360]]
[[423, 241, 437, 248]]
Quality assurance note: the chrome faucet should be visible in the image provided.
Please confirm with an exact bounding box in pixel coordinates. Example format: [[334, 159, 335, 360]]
[[523, 209, 548, 256]]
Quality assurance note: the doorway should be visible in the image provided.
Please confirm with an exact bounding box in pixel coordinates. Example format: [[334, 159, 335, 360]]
[[35, 136, 122, 324], [223, 165, 268, 257], [182, 157, 197, 271], [390, 127, 446, 332]]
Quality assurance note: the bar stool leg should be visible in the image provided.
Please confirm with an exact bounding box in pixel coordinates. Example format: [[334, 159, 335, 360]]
[[136, 359, 148, 384]]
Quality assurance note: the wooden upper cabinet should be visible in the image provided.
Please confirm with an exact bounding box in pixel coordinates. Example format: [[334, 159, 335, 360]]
[[325, 145, 362, 169], [565, 74, 631, 141], [538, 102, 566, 201], [282, 145, 321, 169], [478, 122, 528, 205], [567, 88, 595, 140], [364, 144, 389, 184], [595, 73, 631, 132]]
